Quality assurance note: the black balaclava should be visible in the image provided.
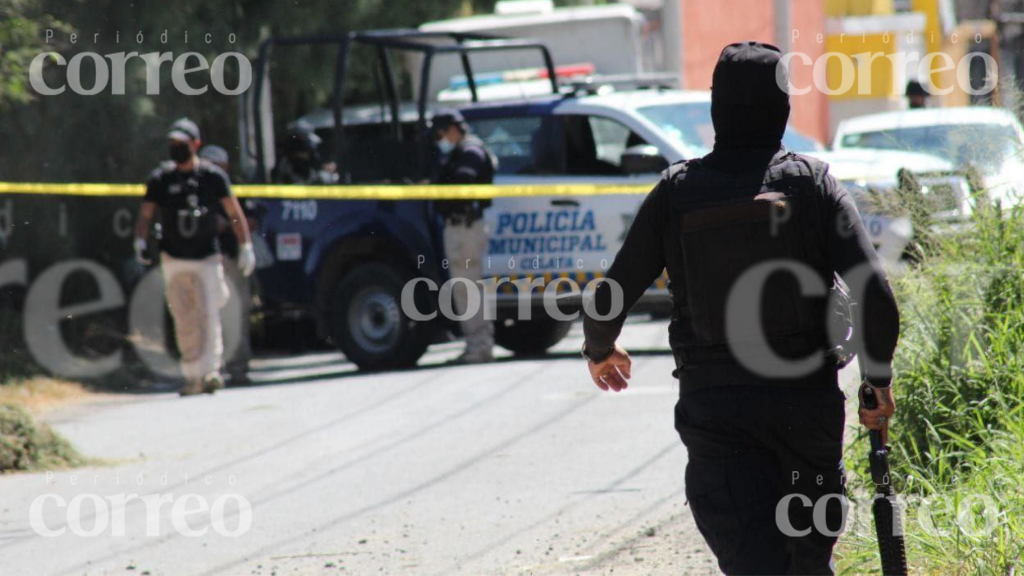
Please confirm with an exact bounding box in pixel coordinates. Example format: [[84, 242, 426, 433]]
[[710, 41, 791, 150]]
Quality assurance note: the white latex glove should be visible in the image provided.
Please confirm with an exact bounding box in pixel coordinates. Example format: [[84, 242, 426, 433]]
[[238, 242, 256, 277], [134, 237, 151, 265]]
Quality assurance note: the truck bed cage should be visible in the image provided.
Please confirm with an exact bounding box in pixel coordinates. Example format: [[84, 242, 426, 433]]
[[251, 29, 559, 181]]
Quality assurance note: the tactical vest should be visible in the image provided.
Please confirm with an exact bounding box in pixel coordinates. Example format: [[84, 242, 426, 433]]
[[158, 160, 223, 254], [666, 152, 852, 368], [437, 137, 498, 221], [474, 137, 499, 185]]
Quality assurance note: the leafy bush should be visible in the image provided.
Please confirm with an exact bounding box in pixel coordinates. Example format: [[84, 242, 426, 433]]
[[0, 403, 84, 473], [837, 193, 1024, 573]]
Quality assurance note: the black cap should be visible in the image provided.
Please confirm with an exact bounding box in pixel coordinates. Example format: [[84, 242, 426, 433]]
[[289, 119, 317, 138], [167, 117, 200, 142], [710, 41, 790, 149], [284, 120, 322, 153], [430, 109, 467, 132]]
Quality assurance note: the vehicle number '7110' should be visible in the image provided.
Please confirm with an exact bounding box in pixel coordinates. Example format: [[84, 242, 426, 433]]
[[281, 200, 318, 221]]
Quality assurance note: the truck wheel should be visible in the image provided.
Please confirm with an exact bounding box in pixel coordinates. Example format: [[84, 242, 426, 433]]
[[328, 264, 429, 370], [494, 315, 572, 356]]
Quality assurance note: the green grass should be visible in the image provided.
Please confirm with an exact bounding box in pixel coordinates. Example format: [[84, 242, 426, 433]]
[[1, 308, 94, 474], [836, 195, 1024, 573]]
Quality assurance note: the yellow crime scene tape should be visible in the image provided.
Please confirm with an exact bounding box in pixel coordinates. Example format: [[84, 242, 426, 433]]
[[0, 182, 653, 199], [0, 180, 670, 289]]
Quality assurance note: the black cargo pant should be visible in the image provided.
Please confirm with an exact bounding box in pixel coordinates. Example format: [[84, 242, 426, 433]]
[[675, 381, 847, 575]]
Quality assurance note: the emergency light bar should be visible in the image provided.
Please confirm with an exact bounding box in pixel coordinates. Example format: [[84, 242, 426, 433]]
[[448, 63, 595, 89]]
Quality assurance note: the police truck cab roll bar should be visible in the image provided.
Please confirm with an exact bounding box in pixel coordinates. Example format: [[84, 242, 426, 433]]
[[246, 30, 558, 183], [237, 29, 579, 370]]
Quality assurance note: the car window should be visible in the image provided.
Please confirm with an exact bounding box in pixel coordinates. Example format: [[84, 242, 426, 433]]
[[467, 114, 654, 177], [560, 114, 651, 175], [840, 123, 1021, 176], [588, 116, 646, 167], [637, 102, 715, 155], [467, 115, 566, 175], [781, 129, 825, 152], [637, 102, 823, 155]]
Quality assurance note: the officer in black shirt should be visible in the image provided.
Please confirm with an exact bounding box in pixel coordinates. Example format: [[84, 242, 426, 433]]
[[134, 118, 255, 396], [430, 109, 498, 363], [581, 43, 900, 574]]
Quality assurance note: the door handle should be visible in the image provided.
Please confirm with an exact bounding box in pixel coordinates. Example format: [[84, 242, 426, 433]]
[[550, 198, 580, 207]]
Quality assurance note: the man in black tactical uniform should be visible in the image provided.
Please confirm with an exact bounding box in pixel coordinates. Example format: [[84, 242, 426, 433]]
[[272, 121, 339, 185], [135, 119, 255, 396], [430, 109, 498, 363], [581, 42, 900, 574]]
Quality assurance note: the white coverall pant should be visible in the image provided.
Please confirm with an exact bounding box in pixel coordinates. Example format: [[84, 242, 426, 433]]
[[161, 253, 229, 381]]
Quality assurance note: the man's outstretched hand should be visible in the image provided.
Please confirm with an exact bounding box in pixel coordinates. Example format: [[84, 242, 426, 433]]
[[587, 345, 632, 392]]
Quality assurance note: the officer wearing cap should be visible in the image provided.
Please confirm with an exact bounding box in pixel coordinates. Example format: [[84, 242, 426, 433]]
[[134, 118, 256, 396], [430, 109, 498, 363], [581, 42, 900, 573], [272, 120, 338, 184], [199, 144, 258, 386]]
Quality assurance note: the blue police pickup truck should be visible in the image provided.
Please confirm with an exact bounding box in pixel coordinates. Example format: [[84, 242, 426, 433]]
[[242, 30, 925, 371]]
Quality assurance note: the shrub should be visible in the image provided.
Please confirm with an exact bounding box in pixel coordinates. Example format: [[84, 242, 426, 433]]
[[0, 403, 85, 473], [837, 188, 1024, 573]]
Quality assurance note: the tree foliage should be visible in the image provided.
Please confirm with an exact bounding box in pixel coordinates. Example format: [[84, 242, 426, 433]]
[[0, 0, 579, 182], [0, 0, 72, 109]]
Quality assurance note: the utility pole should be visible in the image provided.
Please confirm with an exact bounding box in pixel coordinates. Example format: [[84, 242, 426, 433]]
[[774, 0, 791, 53], [662, 0, 683, 87]]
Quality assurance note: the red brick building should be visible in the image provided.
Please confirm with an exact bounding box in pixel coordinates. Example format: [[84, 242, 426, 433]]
[[676, 0, 831, 142]]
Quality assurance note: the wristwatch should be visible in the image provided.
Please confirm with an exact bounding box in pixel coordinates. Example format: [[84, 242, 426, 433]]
[[581, 342, 613, 364]]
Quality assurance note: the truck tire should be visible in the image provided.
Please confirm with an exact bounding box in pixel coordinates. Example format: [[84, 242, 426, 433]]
[[494, 315, 572, 356], [328, 263, 429, 370]]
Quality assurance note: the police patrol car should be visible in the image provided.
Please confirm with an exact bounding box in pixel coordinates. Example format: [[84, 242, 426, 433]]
[[243, 30, 942, 371]]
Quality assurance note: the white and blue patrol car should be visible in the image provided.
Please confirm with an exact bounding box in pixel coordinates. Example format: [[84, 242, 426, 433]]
[[455, 89, 938, 292]]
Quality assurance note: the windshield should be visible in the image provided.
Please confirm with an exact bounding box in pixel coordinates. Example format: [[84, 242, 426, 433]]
[[637, 102, 825, 156], [839, 123, 1022, 176]]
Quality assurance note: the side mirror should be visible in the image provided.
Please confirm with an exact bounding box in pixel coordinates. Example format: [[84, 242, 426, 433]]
[[621, 145, 669, 175]]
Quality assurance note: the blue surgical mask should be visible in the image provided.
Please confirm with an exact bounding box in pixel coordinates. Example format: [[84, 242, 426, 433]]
[[437, 138, 455, 155]]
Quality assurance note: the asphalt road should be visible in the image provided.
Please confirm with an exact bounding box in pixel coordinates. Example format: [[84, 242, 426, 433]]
[[0, 319, 857, 575]]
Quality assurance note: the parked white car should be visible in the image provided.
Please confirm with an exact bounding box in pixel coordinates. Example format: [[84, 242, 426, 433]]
[[832, 107, 1024, 207], [809, 148, 954, 268]]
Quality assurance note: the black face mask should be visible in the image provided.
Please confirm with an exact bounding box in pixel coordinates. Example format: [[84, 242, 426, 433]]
[[710, 41, 790, 150], [169, 142, 192, 164]]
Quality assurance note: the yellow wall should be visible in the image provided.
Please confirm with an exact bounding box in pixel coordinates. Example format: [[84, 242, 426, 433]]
[[910, 0, 944, 54], [908, 0, 952, 92], [824, 34, 898, 99], [825, 0, 894, 17]]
